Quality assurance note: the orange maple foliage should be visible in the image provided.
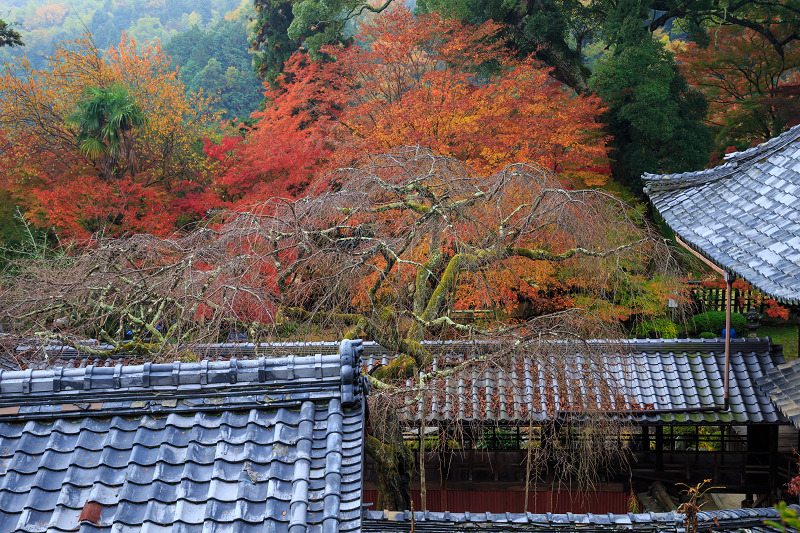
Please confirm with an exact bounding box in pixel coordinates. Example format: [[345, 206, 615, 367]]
[[326, 8, 608, 180], [324, 153, 663, 325], [212, 7, 609, 204], [677, 25, 800, 151], [0, 35, 221, 240]]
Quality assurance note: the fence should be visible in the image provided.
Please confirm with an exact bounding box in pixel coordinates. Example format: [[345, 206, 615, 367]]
[[689, 283, 767, 314]]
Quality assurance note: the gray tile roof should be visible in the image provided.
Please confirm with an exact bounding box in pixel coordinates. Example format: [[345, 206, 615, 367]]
[[362, 506, 788, 532], [16, 340, 511, 370], [9, 338, 788, 424], [362, 338, 786, 425], [642, 124, 800, 305], [13, 341, 397, 370], [0, 339, 368, 532], [756, 356, 800, 427]]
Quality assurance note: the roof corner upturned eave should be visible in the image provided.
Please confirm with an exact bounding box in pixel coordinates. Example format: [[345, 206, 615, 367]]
[[642, 125, 800, 306]]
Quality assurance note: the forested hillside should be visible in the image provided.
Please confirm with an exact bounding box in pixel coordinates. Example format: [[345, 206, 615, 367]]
[[163, 15, 262, 121], [0, 0, 262, 118], [1, 0, 242, 67]]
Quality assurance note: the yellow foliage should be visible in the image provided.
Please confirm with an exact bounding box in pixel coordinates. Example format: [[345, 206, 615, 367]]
[[0, 34, 222, 238]]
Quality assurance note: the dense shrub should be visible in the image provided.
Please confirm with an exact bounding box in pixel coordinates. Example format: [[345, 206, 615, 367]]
[[689, 311, 745, 336], [699, 331, 716, 339], [632, 317, 679, 339]]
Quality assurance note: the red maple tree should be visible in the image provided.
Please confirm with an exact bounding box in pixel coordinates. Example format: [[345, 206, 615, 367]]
[[678, 25, 800, 152], [211, 7, 610, 204]]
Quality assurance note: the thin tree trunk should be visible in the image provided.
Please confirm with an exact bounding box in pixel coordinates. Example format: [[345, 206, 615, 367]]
[[419, 379, 427, 511], [524, 423, 533, 513]]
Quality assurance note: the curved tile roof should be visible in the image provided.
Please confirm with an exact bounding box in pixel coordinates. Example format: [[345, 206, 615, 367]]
[[756, 356, 800, 427], [643, 124, 800, 305], [0, 340, 368, 533], [362, 506, 788, 532], [362, 338, 786, 425]]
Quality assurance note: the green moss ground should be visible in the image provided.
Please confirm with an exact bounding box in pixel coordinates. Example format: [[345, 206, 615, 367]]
[[757, 325, 799, 360]]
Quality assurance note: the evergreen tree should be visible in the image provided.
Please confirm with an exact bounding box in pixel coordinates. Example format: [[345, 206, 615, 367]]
[[590, 36, 712, 191], [250, 0, 296, 85], [0, 19, 23, 47], [193, 57, 225, 96]]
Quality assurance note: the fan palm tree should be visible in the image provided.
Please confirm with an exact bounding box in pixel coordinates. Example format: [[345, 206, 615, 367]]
[[67, 83, 146, 180]]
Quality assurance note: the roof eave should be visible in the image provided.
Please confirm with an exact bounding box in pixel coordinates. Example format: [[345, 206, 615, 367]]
[[656, 209, 800, 307]]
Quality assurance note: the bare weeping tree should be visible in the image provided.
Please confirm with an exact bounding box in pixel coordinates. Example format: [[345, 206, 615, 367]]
[[0, 147, 683, 508]]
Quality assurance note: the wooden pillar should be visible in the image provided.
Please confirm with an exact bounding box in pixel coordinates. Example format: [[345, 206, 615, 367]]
[[419, 381, 426, 511], [770, 425, 779, 502], [468, 447, 474, 481], [656, 426, 664, 472], [439, 449, 448, 512], [724, 274, 732, 407]]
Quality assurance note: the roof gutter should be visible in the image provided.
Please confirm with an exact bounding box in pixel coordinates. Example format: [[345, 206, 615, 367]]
[[676, 236, 731, 410]]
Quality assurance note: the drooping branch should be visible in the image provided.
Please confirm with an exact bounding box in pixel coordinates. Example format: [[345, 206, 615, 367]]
[[0, 148, 681, 509]]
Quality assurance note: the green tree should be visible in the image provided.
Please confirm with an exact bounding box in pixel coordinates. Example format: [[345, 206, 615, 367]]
[[66, 83, 147, 180], [589, 35, 712, 191], [0, 19, 23, 47], [193, 57, 225, 95], [127, 16, 175, 45], [249, 0, 396, 73], [250, 0, 296, 84], [423, 0, 594, 93]]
